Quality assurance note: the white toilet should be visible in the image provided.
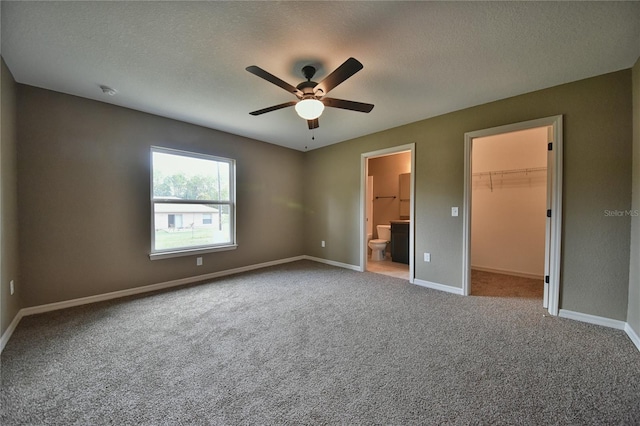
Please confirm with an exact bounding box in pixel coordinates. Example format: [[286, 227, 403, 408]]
[[369, 224, 391, 261]]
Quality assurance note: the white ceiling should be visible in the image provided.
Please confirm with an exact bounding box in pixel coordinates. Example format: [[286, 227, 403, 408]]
[[2, 1, 639, 151]]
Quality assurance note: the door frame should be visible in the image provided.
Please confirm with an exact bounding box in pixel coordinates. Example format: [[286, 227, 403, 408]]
[[360, 143, 416, 283], [462, 116, 563, 315]]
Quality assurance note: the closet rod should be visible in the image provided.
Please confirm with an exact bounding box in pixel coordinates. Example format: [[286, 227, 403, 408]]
[[473, 166, 546, 192]]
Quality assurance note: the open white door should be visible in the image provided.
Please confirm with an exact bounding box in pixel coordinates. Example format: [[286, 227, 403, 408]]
[[366, 176, 373, 238], [543, 126, 554, 309]]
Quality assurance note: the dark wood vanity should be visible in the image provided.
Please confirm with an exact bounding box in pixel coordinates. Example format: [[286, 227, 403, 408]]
[[390, 220, 409, 264]]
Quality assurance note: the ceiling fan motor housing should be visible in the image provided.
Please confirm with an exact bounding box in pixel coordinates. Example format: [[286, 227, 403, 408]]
[[296, 80, 319, 97], [298, 65, 323, 97]]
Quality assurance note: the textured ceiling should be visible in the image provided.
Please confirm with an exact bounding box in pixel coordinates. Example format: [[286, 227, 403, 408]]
[[2, 1, 639, 151]]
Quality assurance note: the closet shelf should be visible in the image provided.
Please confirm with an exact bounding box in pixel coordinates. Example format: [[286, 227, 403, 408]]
[[472, 166, 546, 178], [473, 167, 546, 192]]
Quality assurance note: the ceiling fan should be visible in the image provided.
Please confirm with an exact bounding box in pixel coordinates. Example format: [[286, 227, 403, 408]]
[[246, 57, 374, 129]]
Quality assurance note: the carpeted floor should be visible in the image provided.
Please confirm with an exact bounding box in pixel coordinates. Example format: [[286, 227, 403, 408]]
[[471, 269, 544, 299], [1, 260, 639, 425]]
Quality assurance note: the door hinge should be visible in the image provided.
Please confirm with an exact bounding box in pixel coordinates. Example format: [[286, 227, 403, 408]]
[[547, 209, 552, 218], [548, 142, 553, 151], [545, 275, 550, 284]]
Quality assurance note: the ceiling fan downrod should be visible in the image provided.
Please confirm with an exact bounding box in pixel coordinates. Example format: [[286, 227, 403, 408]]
[[301, 65, 317, 81]]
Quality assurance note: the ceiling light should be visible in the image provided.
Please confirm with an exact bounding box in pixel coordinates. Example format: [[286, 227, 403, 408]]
[[295, 98, 324, 120]]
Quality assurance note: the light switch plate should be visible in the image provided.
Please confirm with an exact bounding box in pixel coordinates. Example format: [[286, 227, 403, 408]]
[[451, 207, 459, 217]]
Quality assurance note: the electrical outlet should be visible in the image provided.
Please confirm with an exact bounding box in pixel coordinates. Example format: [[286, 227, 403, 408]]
[[196, 257, 203, 266], [424, 253, 431, 262], [10, 280, 15, 295], [321, 240, 325, 248]]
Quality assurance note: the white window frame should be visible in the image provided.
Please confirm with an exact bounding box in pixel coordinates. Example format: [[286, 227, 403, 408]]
[[149, 146, 237, 260]]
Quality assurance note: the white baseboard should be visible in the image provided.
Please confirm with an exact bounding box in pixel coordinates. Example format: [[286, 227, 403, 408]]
[[302, 255, 361, 272], [413, 278, 464, 295], [625, 323, 640, 352], [558, 309, 639, 353], [0, 310, 25, 353], [0, 256, 306, 353], [471, 265, 543, 280], [5, 257, 637, 354], [20, 256, 307, 318], [558, 309, 627, 330]]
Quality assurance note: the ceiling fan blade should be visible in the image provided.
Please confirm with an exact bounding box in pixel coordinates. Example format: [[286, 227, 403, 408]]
[[322, 97, 374, 113], [246, 66, 302, 97], [307, 118, 319, 129], [249, 101, 297, 116], [314, 57, 363, 96]]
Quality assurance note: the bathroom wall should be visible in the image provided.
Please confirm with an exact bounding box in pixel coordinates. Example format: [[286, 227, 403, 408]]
[[471, 127, 548, 278], [368, 152, 411, 238]]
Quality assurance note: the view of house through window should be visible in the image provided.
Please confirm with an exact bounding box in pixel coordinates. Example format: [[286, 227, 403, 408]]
[[151, 147, 235, 257]]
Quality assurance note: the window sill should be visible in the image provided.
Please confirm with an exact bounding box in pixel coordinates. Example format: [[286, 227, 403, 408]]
[[149, 244, 238, 260]]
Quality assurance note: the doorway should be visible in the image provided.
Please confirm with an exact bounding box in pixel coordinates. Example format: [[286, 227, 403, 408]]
[[360, 144, 415, 282], [463, 116, 563, 315], [470, 127, 548, 299]]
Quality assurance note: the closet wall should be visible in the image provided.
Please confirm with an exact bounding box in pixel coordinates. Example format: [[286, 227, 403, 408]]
[[471, 127, 548, 278]]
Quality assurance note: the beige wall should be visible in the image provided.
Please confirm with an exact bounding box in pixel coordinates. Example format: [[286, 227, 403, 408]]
[[17, 85, 305, 307], [471, 128, 548, 278], [305, 70, 633, 321], [368, 152, 411, 236], [629, 58, 640, 334], [1, 58, 21, 337]]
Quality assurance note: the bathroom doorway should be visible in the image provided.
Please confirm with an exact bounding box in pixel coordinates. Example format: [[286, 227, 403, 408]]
[[360, 144, 415, 282]]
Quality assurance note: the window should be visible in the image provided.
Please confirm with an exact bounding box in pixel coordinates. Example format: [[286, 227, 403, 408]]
[[150, 147, 236, 259]]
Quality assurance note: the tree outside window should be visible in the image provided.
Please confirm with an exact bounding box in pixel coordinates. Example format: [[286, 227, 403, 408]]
[[150, 147, 236, 258]]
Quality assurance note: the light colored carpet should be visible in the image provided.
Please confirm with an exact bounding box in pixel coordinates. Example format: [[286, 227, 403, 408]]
[[1, 260, 639, 424]]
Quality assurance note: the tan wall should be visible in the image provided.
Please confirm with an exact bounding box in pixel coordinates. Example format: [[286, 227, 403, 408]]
[[304, 70, 633, 321], [1, 58, 22, 337], [17, 85, 305, 307], [471, 128, 548, 278], [629, 58, 640, 333], [6, 66, 636, 327], [368, 152, 411, 235]]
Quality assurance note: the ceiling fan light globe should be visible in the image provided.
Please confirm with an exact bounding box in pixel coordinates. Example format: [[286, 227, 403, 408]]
[[295, 99, 324, 120]]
